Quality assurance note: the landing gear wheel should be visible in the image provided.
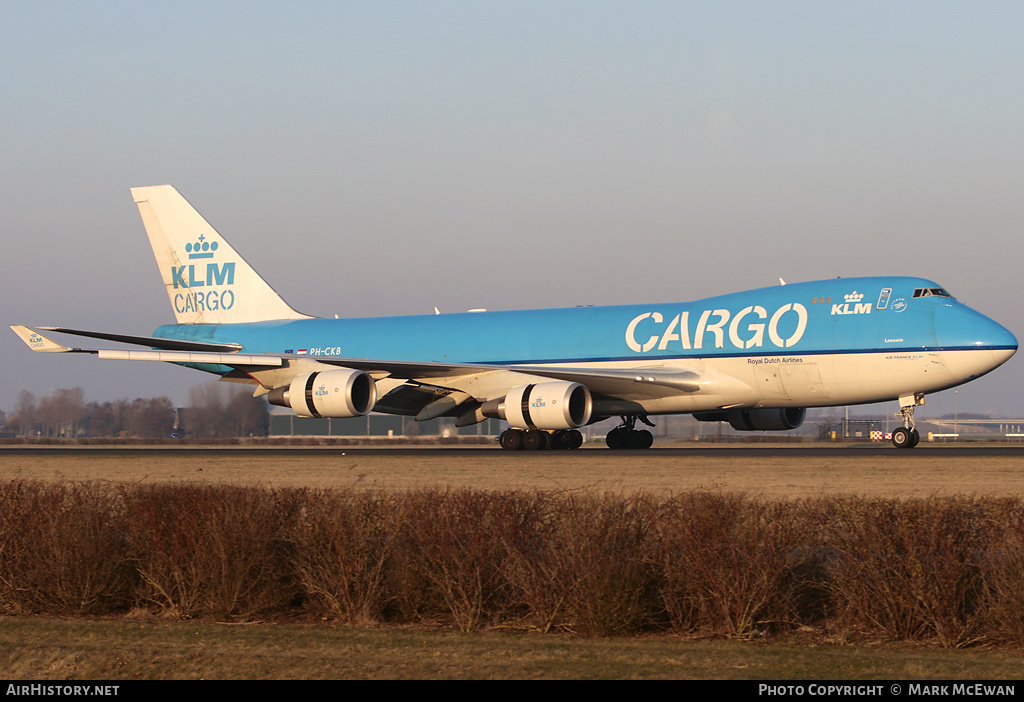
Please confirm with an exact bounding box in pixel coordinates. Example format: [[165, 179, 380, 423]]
[[891, 427, 914, 449], [628, 429, 654, 449], [499, 429, 523, 450], [551, 430, 583, 450], [606, 427, 628, 449], [522, 430, 549, 451], [606, 416, 655, 449]]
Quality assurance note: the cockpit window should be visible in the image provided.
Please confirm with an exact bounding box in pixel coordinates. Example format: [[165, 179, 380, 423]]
[[912, 287, 952, 299]]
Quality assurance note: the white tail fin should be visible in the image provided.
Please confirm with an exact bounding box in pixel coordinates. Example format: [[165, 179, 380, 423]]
[[131, 185, 313, 325]]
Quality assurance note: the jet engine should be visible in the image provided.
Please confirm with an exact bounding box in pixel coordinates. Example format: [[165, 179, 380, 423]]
[[694, 407, 806, 431], [268, 369, 376, 418], [495, 381, 593, 430]]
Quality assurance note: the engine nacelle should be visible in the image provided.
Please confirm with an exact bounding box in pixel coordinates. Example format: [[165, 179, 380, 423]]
[[268, 369, 376, 418], [500, 381, 593, 430], [694, 407, 806, 431]]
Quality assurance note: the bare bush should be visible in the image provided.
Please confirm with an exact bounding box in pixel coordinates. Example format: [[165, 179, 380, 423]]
[[388, 490, 550, 630], [4, 479, 1024, 646], [980, 499, 1024, 645], [283, 489, 407, 624], [122, 484, 296, 619], [0, 481, 131, 614], [822, 498, 994, 647], [648, 493, 816, 637], [527, 493, 658, 636]]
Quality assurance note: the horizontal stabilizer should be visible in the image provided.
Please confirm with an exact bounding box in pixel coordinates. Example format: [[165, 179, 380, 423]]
[[38, 326, 243, 353], [10, 326, 281, 368]]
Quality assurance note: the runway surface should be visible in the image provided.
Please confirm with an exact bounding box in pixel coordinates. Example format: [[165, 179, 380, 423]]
[[3, 442, 1022, 497], [2, 443, 1023, 458]]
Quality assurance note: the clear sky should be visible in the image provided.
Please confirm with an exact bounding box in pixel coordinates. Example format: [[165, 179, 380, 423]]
[[2, 1, 1022, 417]]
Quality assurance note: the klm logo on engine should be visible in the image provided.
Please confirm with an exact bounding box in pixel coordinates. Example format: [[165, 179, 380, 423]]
[[170, 234, 236, 313], [831, 292, 872, 316]]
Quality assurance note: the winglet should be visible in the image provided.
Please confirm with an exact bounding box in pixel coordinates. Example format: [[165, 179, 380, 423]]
[[10, 325, 72, 353]]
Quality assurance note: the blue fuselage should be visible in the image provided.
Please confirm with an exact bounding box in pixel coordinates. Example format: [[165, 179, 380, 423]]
[[154, 276, 1015, 371]]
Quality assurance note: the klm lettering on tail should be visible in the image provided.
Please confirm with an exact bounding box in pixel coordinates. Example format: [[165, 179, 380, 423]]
[[170, 235, 237, 313], [170, 262, 236, 288], [173, 288, 235, 314]]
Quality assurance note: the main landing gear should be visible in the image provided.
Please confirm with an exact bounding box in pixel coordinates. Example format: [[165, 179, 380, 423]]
[[498, 415, 658, 450], [891, 394, 924, 449], [605, 415, 655, 450], [499, 428, 584, 451]]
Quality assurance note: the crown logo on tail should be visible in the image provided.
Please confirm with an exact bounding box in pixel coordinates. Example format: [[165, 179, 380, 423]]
[[186, 234, 219, 259]]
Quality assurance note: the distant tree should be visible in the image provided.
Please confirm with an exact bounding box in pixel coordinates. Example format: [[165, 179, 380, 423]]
[[31, 388, 86, 437], [11, 390, 38, 437], [185, 382, 226, 438], [77, 397, 176, 438], [11, 385, 263, 440], [127, 397, 177, 438], [184, 382, 268, 438], [227, 390, 269, 437], [83, 401, 125, 437]]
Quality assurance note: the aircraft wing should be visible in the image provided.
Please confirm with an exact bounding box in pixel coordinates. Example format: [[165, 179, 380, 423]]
[[11, 325, 706, 417], [10, 325, 283, 367], [503, 365, 701, 395]]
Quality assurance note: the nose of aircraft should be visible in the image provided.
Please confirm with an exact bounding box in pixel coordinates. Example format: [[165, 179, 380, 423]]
[[935, 302, 1017, 381]]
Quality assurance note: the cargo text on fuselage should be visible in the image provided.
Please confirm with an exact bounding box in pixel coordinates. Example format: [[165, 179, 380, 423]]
[[625, 303, 808, 353]]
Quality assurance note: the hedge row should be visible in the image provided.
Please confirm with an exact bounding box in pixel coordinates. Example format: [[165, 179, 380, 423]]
[[1, 481, 1022, 645]]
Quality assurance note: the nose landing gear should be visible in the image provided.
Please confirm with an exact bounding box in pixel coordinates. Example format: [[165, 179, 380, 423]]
[[892, 394, 924, 449]]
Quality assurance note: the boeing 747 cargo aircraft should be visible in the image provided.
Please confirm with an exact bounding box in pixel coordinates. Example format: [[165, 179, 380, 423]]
[[12, 186, 1017, 449]]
